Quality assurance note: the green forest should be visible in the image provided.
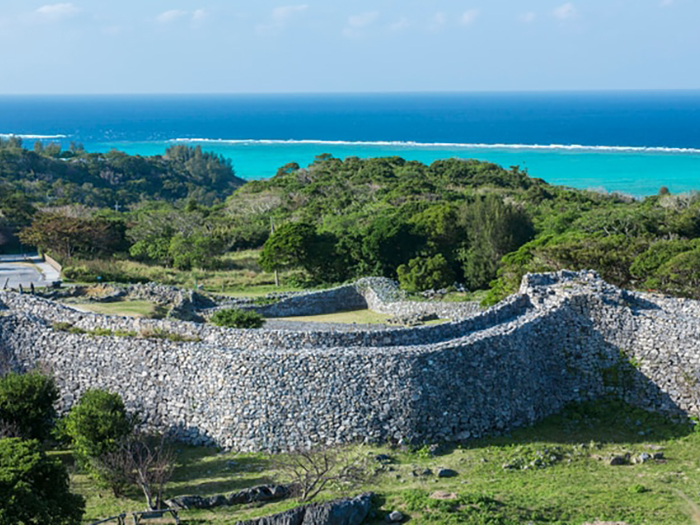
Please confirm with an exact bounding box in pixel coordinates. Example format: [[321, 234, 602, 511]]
[[2, 138, 699, 302]]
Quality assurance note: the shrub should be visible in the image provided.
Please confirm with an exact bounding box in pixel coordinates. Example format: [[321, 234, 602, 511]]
[[274, 446, 369, 502], [0, 372, 58, 442], [0, 438, 85, 525], [138, 327, 200, 342], [61, 389, 134, 467], [96, 432, 175, 509], [211, 309, 266, 329], [397, 254, 456, 292], [51, 321, 75, 332]]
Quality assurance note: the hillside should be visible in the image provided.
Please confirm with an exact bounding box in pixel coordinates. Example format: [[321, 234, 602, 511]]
[[3, 146, 700, 302], [0, 138, 245, 210]]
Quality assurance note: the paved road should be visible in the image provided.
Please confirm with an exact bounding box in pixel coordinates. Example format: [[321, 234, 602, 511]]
[[0, 254, 61, 289]]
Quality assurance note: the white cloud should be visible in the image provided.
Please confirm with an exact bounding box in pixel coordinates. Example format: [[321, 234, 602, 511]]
[[156, 9, 207, 25], [271, 4, 308, 23], [343, 11, 379, 37], [519, 12, 536, 23], [257, 5, 308, 35], [102, 24, 125, 36], [192, 9, 207, 22], [429, 11, 446, 31], [553, 3, 577, 20], [389, 17, 410, 32], [35, 3, 80, 21], [348, 11, 379, 28], [156, 10, 188, 24], [460, 9, 479, 26]]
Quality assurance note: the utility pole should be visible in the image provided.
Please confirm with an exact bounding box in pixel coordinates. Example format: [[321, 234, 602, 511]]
[[270, 217, 279, 287]]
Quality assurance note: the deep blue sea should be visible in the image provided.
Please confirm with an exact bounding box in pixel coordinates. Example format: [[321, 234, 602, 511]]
[[1, 92, 699, 196]]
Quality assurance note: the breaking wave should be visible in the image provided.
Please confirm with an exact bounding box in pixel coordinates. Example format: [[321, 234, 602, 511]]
[[170, 138, 700, 155], [0, 133, 68, 139]]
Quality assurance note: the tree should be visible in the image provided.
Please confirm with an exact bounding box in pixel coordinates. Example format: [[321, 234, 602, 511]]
[[19, 213, 127, 260], [210, 309, 266, 329], [0, 438, 85, 525], [459, 195, 535, 290], [259, 222, 339, 281], [96, 432, 175, 509], [361, 215, 426, 278], [61, 389, 134, 468], [397, 254, 456, 292], [274, 446, 369, 502], [127, 204, 223, 268], [653, 248, 700, 298], [168, 233, 223, 271], [0, 372, 58, 442]]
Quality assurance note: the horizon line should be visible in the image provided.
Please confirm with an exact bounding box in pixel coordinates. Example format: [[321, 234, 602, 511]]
[[1, 88, 700, 97]]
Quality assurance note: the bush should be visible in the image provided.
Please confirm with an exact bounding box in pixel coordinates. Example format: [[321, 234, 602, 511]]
[[397, 254, 455, 292], [0, 438, 85, 525], [62, 259, 149, 284], [210, 308, 266, 329], [61, 389, 134, 467], [0, 372, 58, 442]]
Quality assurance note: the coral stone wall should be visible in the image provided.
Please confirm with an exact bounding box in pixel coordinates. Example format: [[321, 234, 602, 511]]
[[1, 271, 699, 451]]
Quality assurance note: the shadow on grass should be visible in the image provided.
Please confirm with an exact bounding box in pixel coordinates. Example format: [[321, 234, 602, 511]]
[[430, 398, 695, 458], [168, 448, 275, 497]]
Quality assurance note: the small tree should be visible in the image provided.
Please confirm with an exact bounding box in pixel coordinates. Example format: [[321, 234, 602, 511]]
[[97, 432, 175, 510], [0, 438, 85, 525], [61, 389, 134, 468], [274, 446, 369, 502], [397, 254, 456, 292], [0, 372, 58, 442], [259, 222, 338, 281], [210, 309, 266, 329], [19, 213, 127, 260]]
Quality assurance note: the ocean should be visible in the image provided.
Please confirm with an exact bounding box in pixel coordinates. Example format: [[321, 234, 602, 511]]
[[1, 91, 699, 196]]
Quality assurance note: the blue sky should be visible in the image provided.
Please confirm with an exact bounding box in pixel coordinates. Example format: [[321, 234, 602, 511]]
[[0, 0, 698, 94]]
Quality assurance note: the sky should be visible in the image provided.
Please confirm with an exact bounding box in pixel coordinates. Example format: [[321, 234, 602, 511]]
[[0, 0, 698, 94]]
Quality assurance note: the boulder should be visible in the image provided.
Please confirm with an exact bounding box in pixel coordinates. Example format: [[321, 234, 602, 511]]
[[236, 493, 373, 525]]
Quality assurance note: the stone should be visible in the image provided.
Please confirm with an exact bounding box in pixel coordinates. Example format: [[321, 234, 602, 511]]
[[609, 456, 627, 466], [637, 453, 652, 463], [386, 510, 404, 522], [430, 491, 458, 500], [241, 492, 373, 525], [437, 468, 458, 478]]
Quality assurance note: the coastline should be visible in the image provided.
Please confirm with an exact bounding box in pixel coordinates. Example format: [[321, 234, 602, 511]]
[[89, 139, 700, 197]]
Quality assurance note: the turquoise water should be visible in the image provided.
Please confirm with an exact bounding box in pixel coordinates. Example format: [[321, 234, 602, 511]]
[[2, 93, 700, 196], [97, 140, 700, 197]]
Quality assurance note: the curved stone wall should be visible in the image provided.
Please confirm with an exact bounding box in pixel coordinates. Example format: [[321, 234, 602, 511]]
[[1, 271, 699, 451]]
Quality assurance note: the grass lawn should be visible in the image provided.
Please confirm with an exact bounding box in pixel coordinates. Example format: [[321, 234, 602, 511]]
[[275, 309, 394, 325], [71, 400, 700, 524], [62, 250, 307, 296], [215, 284, 304, 298], [69, 300, 160, 318]]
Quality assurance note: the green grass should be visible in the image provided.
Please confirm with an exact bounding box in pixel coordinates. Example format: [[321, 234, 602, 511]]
[[215, 284, 303, 298], [276, 309, 394, 325], [69, 300, 159, 318], [62, 250, 306, 295], [69, 400, 700, 525], [406, 289, 489, 304]]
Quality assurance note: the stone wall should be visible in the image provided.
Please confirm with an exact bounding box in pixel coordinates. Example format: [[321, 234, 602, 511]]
[[234, 285, 369, 318], [215, 277, 481, 321], [1, 270, 699, 452]]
